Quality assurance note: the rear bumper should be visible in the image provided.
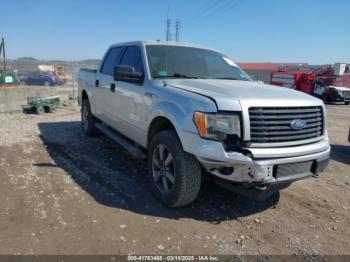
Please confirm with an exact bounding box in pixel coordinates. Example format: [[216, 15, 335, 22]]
[[330, 97, 350, 103], [180, 131, 330, 185]]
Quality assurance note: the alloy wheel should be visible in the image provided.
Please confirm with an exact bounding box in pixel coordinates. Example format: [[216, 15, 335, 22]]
[[152, 144, 175, 194]]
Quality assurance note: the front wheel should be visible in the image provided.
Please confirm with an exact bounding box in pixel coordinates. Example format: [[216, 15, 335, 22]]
[[345, 101, 349, 105], [148, 131, 202, 207]]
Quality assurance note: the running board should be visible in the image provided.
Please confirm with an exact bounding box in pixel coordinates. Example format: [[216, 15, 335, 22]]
[[95, 123, 146, 159]]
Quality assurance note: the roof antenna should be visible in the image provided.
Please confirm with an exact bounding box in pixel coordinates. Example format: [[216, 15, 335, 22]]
[[164, 2, 171, 87], [0, 37, 6, 72], [166, 5, 171, 42]]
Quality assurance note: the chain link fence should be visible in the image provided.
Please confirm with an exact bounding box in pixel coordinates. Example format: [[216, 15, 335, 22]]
[[1, 58, 99, 99]]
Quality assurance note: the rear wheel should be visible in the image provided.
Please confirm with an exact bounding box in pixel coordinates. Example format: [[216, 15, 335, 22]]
[[148, 131, 202, 207], [81, 99, 98, 136], [345, 101, 349, 105]]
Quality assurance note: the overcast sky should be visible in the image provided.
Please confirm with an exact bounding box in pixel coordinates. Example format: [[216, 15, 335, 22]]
[[1, 0, 349, 64]]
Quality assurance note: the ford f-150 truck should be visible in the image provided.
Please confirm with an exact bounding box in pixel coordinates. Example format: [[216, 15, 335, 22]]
[[78, 41, 330, 207]]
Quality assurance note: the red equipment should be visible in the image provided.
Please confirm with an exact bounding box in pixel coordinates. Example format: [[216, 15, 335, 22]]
[[271, 65, 350, 104]]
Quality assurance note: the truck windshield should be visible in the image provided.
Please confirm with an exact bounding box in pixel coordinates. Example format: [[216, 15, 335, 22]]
[[146, 45, 252, 81]]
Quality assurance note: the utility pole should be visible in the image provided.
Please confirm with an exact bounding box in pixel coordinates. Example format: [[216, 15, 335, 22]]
[[0, 38, 6, 71], [166, 18, 172, 41], [175, 19, 181, 42]]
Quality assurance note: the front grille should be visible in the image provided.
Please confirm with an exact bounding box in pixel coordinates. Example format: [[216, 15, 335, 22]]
[[249, 106, 323, 144], [275, 161, 313, 179]]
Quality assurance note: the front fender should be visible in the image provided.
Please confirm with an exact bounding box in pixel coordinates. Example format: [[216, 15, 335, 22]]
[[145, 85, 218, 149], [146, 99, 221, 155], [147, 100, 189, 135]]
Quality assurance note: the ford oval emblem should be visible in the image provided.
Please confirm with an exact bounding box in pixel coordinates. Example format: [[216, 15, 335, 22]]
[[290, 119, 307, 130]]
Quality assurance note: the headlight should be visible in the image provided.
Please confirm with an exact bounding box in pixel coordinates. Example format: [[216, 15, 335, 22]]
[[193, 112, 241, 141]]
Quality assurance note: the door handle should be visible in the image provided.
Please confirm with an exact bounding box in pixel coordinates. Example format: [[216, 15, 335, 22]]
[[110, 83, 116, 92]]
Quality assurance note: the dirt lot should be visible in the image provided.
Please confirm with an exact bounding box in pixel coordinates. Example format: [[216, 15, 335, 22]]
[[0, 102, 349, 255]]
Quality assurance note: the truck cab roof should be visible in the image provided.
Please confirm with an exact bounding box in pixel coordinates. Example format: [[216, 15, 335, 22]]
[[108, 40, 221, 53]]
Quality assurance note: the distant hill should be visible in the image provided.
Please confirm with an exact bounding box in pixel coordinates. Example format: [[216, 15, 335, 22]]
[[78, 59, 100, 64], [14, 57, 100, 64], [16, 57, 38, 61]]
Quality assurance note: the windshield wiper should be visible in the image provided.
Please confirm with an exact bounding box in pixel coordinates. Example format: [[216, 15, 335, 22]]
[[154, 73, 206, 79]]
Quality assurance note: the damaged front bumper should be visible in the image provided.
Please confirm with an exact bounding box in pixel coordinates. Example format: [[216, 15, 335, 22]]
[[180, 131, 330, 187]]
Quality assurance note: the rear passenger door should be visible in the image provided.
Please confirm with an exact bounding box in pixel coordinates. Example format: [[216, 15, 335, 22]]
[[94, 46, 125, 126]]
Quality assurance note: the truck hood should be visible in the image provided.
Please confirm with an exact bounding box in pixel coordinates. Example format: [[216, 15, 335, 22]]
[[165, 79, 323, 111]]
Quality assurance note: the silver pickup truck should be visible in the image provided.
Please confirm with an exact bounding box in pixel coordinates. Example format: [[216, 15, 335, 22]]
[[78, 41, 330, 207]]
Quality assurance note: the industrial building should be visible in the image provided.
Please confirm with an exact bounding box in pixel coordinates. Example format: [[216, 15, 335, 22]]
[[238, 63, 308, 83]]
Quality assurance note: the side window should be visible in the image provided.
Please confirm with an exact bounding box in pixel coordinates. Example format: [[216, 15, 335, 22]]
[[120, 46, 143, 73], [101, 47, 124, 75]]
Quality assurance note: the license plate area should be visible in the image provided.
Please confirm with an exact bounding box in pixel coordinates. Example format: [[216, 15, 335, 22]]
[[274, 161, 313, 179]]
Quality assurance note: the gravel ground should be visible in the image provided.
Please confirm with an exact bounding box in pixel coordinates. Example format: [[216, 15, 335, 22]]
[[0, 102, 349, 255]]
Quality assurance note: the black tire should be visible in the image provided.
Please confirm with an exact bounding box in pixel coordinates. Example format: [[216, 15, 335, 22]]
[[345, 101, 349, 105], [81, 99, 99, 136], [322, 94, 329, 104], [148, 130, 202, 207], [36, 106, 45, 115]]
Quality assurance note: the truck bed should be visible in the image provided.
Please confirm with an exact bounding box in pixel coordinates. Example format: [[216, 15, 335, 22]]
[[78, 68, 97, 105]]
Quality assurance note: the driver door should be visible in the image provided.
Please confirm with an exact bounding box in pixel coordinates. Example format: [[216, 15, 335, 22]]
[[111, 45, 148, 145]]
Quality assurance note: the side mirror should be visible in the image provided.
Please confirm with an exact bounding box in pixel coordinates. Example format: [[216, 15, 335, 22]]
[[113, 65, 144, 84]]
